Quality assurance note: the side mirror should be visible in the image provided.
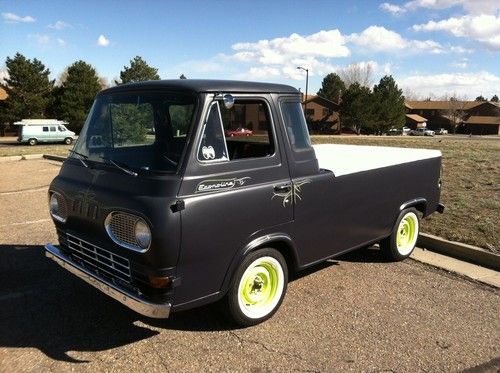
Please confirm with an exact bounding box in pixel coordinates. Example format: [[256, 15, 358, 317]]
[[223, 94, 235, 109]]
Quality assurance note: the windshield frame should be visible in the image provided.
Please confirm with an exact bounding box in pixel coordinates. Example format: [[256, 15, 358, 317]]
[[70, 89, 200, 176]]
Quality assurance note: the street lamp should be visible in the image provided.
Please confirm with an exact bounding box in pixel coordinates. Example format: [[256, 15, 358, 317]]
[[297, 66, 309, 115]]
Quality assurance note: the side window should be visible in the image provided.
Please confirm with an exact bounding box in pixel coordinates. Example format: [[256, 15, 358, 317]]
[[43, 127, 49, 132], [50, 127, 56, 132], [198, 99, 275, 162], [198, 103, 228, 161], [280, 101, 312, 150]]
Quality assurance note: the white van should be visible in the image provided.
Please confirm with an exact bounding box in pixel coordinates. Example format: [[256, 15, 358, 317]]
[[15, 119, 76, 146]]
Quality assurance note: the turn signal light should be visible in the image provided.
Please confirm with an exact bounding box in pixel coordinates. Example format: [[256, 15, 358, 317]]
[[148, 275, 171, 289]]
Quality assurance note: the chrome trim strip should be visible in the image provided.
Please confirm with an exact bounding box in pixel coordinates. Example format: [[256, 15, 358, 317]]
[[45, 243, 171, 319]]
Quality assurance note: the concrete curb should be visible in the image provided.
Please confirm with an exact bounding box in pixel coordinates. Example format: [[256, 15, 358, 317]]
[[0, 154, 45, 162], [43, 154, 67, 162], [418, 233, 499, 272]]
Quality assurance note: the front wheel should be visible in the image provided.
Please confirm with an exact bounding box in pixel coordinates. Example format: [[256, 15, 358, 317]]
[[380, 208, 420, 261], [28, 138, 37, 146], [226, 248, 288, 326], [64, 137, 73, 145]]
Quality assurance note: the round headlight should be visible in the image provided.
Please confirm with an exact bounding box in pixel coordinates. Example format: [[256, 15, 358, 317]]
[[49, 193, 59, 216], [135, 220, 151, 249]]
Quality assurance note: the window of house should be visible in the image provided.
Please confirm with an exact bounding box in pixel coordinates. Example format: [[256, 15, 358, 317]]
[[280, 101, 311, 150], [322, 108, 330, 116], [198, 100, 274, 162], [306, 108, 315, 117], [42, 127, 49, 132]]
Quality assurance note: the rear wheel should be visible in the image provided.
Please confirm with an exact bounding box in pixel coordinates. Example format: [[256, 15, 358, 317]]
[[380, 208, 420, 261], [227, 248, 288, 326], [28, 138, 37, 146], [64, 137, 73, 145]]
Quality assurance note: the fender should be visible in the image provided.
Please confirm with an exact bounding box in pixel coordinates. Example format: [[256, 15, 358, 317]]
[[219, 233, 299, 296], [400, 197, 427, 216]]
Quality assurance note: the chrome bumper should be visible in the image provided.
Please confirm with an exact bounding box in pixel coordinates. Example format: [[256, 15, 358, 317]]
[[45, 243, 171, 318]]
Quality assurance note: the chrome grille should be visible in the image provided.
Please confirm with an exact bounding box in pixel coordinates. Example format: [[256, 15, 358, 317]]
[[65, 232, 131, 283], [109, 212, 138, 246]]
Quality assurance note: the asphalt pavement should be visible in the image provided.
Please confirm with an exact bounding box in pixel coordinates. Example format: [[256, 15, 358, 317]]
[[0, 159, 499, 372]]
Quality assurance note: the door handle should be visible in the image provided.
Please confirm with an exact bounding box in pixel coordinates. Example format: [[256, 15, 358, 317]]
[[274, 184, 292, 193]]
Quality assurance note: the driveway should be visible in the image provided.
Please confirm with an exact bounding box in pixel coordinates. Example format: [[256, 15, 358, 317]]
[[0, 159, 498, 372]]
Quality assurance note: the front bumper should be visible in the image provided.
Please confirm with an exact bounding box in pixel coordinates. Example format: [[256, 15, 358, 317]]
[[45, 243, 171, 318]]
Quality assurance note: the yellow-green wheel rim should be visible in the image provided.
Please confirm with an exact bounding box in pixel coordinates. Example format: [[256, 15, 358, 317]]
[[396, 212, 419, 256], [237, 256, 284, 319]]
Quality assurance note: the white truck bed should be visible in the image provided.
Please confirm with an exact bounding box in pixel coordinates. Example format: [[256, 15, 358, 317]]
[[313, 144, 442, 177]]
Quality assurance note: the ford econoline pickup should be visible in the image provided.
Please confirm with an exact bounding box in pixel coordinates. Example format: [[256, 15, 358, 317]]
[[45, 80, 444, 326]]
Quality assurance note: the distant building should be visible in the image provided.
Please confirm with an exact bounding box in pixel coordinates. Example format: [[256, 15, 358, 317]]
[[405, 100, 500, 135], [303, 95, 340, 134]]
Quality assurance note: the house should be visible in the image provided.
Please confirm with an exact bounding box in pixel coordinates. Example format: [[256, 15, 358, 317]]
[[302, 95, 340, 134], [405, 100, 500, 135], [405, 114, 428, 130]]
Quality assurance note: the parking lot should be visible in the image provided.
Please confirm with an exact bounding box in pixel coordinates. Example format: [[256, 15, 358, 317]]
[[0, 159, 499, 372]]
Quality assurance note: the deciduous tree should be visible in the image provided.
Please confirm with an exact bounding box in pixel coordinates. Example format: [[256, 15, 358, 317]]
[[338, 63, 373, 88], [0, 53, 54, 122], [116, 56, 160, 84]]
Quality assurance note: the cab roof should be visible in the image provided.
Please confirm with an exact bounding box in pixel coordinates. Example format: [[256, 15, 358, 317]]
[[101, 79, 299, 95]]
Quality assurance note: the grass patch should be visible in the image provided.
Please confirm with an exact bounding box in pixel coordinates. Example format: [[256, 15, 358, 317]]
[[0, 142, 72, 157], [312, 135, 500, 253]]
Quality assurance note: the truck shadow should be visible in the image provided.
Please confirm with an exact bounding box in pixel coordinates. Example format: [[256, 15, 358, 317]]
[[0, 243, 385, 362]]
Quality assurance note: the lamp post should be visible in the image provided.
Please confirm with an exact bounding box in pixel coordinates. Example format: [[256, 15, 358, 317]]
[[297, 66, 309, 115]]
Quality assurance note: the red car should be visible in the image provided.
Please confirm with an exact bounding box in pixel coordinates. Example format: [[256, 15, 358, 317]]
[[225, 127, 253, 137]]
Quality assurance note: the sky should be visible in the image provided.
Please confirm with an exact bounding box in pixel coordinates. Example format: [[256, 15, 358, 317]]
[[0, 0, 499, 99]]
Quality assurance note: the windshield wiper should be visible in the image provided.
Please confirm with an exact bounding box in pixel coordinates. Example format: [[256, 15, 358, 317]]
[[102, 157, 138, 177], [68, 150, 89, 168]]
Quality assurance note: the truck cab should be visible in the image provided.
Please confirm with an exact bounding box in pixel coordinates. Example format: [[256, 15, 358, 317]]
[[45, 80, 444, 326]]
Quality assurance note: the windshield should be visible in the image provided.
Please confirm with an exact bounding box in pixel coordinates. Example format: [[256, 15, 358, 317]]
[[72, 91, 196, 173]]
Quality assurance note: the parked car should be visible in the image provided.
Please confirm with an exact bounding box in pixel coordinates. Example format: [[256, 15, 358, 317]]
[[225, 127, 253, 137], [387, 128, 402, 136], [15, 119, 75, 145], [436, 128, 448, 135], [409, 128, 435, 137], [45, 80, 444, 326], [402, 127, 411, 136]]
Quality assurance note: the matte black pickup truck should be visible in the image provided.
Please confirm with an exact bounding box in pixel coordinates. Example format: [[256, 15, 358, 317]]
[[45, 80, 444, 326]]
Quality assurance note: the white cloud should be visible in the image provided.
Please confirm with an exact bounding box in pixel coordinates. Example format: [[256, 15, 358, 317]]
[[381, 1, 500, 15], [413, 14, 500, 50], [379, 2, 407, 15], [2, 12, 35, 23], [347, 25, 444, 53], [48, 20, 71, 30], [97, 34, 110, 47], [57, 38, 66, 47], [0, 68, 9, 84], [29, 34, 50, 45], [399, 71, 500, 98]]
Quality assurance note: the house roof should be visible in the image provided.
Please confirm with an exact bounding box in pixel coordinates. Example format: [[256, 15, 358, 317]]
[[406, 114, 427, 122], [464, 116, 500, 125], [0, 88, 7, 100], [103, 79, 298, 95], [405, 100, 482, 110], [304, 95, 339, 109]]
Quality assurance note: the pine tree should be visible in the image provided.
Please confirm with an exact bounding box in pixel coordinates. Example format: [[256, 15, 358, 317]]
[[491, 95, 499, 102], [317, 73, 345, 103], [475, 95, 485, 101], [373, 75, 406, 134], [0, 53, 54, 122], [340, 82, 374, 134], [59, 61, 101, 132], [116, 56, 160, 84]]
